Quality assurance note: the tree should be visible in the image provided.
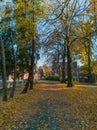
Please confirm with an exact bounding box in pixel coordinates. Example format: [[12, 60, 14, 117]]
[[9, 42, 17, 98], [0, 0, 7, 101], [73, 20, 94, 83], [43, 0, 92, 86], [13, 0, 45, 93], [1, 1, 18, 98], [42, 27, 65, 80]]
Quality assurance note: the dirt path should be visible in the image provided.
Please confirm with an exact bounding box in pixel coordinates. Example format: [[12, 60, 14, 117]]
[[2, 82, 96, 130], [9, 84, 81, 130]]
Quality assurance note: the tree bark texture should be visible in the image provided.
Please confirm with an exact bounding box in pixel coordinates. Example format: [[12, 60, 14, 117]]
[[61, 43, 66, 83], [29, 39, 35, 90], [88, 42, 92, 83], [0, 37, 7, 101], [67, 45, 73, 87], [10, 54, 16, 98]]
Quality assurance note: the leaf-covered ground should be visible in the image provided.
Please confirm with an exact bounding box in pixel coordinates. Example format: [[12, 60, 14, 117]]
[[0, 82, 97, 130]]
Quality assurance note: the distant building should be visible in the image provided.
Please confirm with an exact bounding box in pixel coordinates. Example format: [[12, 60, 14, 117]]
[[8, 72, 29, 81], [7, 72, 40, 81], [34, 73, 40, 80]]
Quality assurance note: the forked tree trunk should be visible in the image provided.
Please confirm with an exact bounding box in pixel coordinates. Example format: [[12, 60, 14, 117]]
[[67, 45, 73, 87], [21, 40, 35, 93], [22, 0, 35, 93], [0, 37, 7, 101], [22, 39, 35, 93]]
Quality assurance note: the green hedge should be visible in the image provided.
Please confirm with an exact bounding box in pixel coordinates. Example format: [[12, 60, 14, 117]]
[[45, 75, 60, 81]]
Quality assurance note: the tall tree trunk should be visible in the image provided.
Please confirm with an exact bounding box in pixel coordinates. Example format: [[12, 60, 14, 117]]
[[88, 42, 92, 83], [57, 50, 61, 79], [67, 45, 73, 87], [29, 0, 35, 90], [22, 40, 35, 93], [0, 37, 7, 101], [61, 42, 66, 83], [22, 0, 36, 93], [10, 54, 16, 98], [29, 39, 35, 90], [65, 1, 73, 87]]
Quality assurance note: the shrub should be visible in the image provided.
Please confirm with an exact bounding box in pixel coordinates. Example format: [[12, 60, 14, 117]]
[[45, 75, 60, 81], [73, 76, 77, 82]]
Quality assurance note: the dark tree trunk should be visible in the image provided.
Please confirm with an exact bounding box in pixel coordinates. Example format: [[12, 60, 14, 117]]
[[29, 39, 35, 90], [57, 50, 61, 79], [61, 42, 66, 83], [29, 77, 34, 90], [22, 39, 35, 93], [22, 0, 36, 93], [22, 76, 30, 93], [10, 54, 16, 98], [88, 42, 92, 83], [29, 0, 35, 90], [67, 45, 73, 87], [0, 37, 7, 101]]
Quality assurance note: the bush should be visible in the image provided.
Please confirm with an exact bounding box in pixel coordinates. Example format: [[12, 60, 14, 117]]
[[73, 76, 77, 82], [45, 75, 60, 81], [61, 76, 78, 82]]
